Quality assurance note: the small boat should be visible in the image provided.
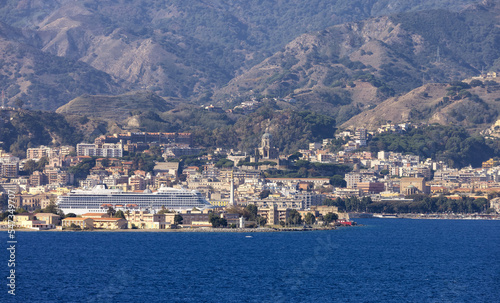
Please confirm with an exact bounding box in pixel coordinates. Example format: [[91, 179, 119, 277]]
[[245, 236, 253, 238]]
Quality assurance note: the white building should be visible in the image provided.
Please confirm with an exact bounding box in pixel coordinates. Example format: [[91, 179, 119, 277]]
[[77, 143, 123, 158]]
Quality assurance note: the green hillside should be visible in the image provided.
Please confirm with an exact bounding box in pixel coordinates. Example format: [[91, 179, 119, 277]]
[[0, 109, 82, 157]]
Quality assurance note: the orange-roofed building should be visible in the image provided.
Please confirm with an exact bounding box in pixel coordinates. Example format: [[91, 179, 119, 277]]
[[93, 218, 127, 229], [62, 217, 94, 229]]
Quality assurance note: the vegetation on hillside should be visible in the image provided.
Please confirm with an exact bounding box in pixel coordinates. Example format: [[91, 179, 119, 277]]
[[0, 110, 82, 157], [391, 5, 500, 73], [325, 195, 489, 214], [365, 125, 497, 168], [264, 161, 351, 179]]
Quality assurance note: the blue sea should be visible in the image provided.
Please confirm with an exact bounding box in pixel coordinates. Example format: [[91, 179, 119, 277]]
[[1, 218, 500, 303]]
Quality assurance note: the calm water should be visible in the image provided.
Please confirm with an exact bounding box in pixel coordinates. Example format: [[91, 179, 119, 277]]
[[1, 219, 500, 303]]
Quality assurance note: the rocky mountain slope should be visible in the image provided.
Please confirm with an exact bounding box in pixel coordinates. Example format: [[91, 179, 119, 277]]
[[0, 21, 122, 110], [342, 77, 500, 131], [0, 0, 479, 111], [214, 0, 500, 125]]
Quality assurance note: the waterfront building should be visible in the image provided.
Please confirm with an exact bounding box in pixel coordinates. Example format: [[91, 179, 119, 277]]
[[18, 219, 53, 230], [125, 211, 167, 229], [310, 205, 350, 221], [93, 218, 127, 229], [257, 204, 289, 225], [61, 217, 94, 229], [490, 197, 500, 213], [14, 213, 35, 223], [35, 213, 61, 225], [174, 210, 211, 226]]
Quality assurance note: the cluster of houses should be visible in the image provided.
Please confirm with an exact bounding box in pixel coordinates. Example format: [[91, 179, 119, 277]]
[[8, 203, 349, 231], [2, 126, 500, 231]]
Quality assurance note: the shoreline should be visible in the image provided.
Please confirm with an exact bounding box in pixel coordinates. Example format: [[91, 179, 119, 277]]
[[350, 212, 500, 220], [1, 226, 340, 233]]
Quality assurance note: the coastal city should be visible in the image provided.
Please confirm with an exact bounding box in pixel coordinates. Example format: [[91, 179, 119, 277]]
[[3, 1, 500, 302], [2, 124, 500, 231]]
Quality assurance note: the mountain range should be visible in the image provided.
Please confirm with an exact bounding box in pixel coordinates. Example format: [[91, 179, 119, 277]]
[[1, 0, 499, 134]]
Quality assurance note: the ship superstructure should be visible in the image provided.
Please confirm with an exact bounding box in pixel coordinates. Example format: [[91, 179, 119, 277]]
[[56, 185, 211, 215]]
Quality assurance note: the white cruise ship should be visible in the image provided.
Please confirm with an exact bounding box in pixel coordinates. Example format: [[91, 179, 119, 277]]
[[56, 185, 212, 215]]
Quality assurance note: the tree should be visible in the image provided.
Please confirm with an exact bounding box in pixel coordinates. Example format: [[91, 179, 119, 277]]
[[107, 206, 116, 218], [215, 158, 234, 168], [469, 79, 483, 87], [148, 145, 163, 158], [208, 212, 220, 227], [158, 206, 173, 214], [114, 210, 125, 219], [330, 175, 347, 187], [379, 169, 389, 176], [304, 213, 316, 225], [286, 209, 302, 226], [257, 216, 267, 227], [14, 98, 24, 109], [100, 158, 110, 167], [174, 214, 183, 225], [219, 218, 228, 227], [16, 207, 27, 214], [40, 198, 59, 214], [288, 152, 303, 162], [245, 204, 258, 221], [69, 223, 81, 230], [259, 189, 271, 200], [209, 212, 227, 227], [323, 212, 339, 225], [66, 213, 77, 217], [22, 160, 37, 175], [57, 209, 65, 219]]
